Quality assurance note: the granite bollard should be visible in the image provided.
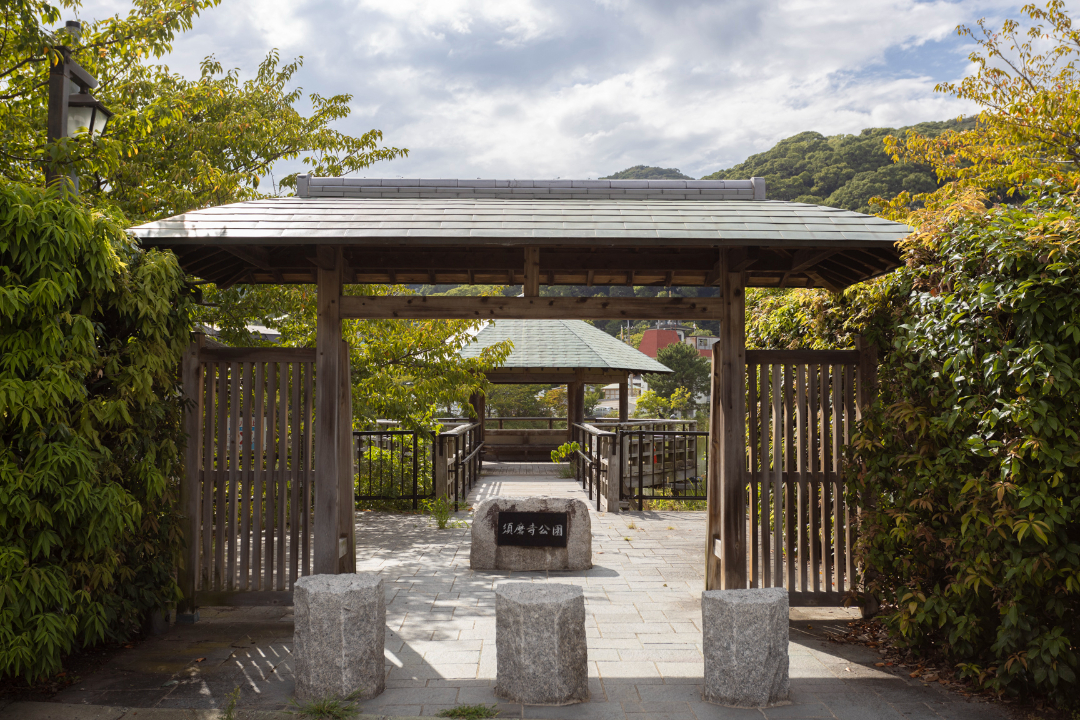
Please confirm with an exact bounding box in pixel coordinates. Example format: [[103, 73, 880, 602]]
[[293, 573, 385, 701], [702, 587, 790, 707], [495, 583, 588, 705], [471, 497, 591, 571]]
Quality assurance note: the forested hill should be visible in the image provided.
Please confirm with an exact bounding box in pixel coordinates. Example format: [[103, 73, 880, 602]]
[[700, 119, 974, 212], [601, 165, 692, 180], [601, 119, 974, 213]]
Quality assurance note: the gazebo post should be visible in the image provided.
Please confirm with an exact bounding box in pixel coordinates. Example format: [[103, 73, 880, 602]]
[[618, 376, 629, 422], [706, 253, 747, 591], [337, 339, 355, 573], [314, 250, 343, 575]]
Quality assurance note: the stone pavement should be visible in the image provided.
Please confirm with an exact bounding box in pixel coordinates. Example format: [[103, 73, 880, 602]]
[[35, 464, 1008, 720]]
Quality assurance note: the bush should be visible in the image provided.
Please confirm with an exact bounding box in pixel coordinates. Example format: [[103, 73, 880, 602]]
[[847, 187, 1080, 703], [0, 181, 193, 680]]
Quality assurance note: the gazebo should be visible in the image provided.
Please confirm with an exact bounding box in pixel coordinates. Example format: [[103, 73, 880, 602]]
[[460, 318, 671, 458], [131, 177, 909, 605]]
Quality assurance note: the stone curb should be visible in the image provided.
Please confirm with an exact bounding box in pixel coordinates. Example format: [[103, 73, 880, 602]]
[[0, 702, 439, 720]]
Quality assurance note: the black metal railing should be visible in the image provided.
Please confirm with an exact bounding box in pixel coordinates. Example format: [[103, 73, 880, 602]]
[[354, 428, 434, 510], [621, 428, 708, 510]]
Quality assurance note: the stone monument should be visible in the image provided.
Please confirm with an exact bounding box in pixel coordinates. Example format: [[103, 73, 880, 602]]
[[495, 582, 589, 705], [293, 573, 385, 701], [702, 587, 790, 707], [471, 497, 591, 571]]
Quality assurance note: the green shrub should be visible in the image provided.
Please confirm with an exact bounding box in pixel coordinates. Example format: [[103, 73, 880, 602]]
[[847, 187, 1080, 703], [0, 181, 193, 680]]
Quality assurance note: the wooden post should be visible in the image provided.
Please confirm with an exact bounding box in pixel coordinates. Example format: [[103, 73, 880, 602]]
[[524, 247, 540, 297], [178, 333, 205, 619], [573, 372, 586, 427], [314, 253, 342, 575], [619, 377, 629, 422], [566, 383, 578, 442], [434, 432, 449, 499], [337, 339, 355, 573], [706, 254, 747, 591]]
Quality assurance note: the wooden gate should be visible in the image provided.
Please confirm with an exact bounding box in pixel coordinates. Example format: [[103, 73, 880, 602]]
[[743, 346, 875, 605], [178, 337, 353, 611]]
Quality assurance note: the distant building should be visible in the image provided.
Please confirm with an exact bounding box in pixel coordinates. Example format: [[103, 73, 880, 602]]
[[594, 375, 649, 417], [638, 322, 718, 359]]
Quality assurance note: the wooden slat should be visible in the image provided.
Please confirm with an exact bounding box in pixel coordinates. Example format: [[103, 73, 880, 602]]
[[821, 365, 833, 593], [264, 363, 277, 590], [303, 362, 313, 577], [808, 364, 820, 594], [833, 363, 845, 593], [290, 362, 302, 586], [200, 347, 316, 363], [759, 363, 770, 588], [200, 363, 215, 589], [239, 362, 252, 591], [845, 363, 856, 588], [796, 365, 807, 592], [195, 590, 293, 606], [226, 363, 240, 591], [784, 364, 795, 591], [214, 363, 228, 590], [179, 336, 204, 614], [747, 362, 759, 588], [252, 363, 265, 591], [315, 261, 343, 575], [277, 362, 288, 590], [746, 349, 860, 365], [771, 363, 783, 586]]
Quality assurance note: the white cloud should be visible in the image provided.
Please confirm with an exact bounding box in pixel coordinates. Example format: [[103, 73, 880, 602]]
[[75, 0, 1023, 179]]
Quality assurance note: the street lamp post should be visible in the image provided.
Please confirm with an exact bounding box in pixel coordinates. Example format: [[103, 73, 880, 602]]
[[46, 21, 113, 193]]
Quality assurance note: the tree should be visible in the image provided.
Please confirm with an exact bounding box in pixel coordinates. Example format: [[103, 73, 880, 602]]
[[0, 1, 407, 222], [632, 388, 691, 419], [583, 385, 603, 417], [1, 181, 193, 681], [643, 342, 710, 411], [482, 384, 552, 418], [882, 1, 1080, 206]]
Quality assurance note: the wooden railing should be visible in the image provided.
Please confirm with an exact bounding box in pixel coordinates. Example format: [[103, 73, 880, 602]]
[[433, 422, 484, 509]]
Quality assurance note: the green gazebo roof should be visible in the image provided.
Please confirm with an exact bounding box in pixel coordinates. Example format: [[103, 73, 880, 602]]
[[461, 319, 671, 374]]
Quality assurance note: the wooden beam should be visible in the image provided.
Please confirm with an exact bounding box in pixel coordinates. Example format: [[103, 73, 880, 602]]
[[200, 347, 316, 363], [524, 247, 540, 297], [178, 333, 205, 617], [790, 248, 838, 273], [312, 245, 338, 271], [221, 245, 273, 271], [485, 370, 627, 384], [746, 349, 860, 365], [314, 253, 342, 575], [339, 295, 725, 320]]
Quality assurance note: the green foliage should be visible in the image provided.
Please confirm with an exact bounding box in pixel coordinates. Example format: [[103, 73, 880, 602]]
[[583, 385, 604, 417], [483, 384, 553, 419], [704, 121, 974, 213], [288, 693, 359, 719], [550, 441, 580, 464], [632, 388, 691, 419], [847, 187, 1080, 704], [354, 443, 433, 512], [882, 1, 1080, 207], [436, 704, 500, 719], [422, 496, 465, 529], [0, 181, 193, 680], [601, 165, 693, 180], [644, 342, 710, 411], [1, 0, 406, 222]]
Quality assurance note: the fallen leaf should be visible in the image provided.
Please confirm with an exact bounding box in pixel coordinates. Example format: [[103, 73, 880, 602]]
[[123, 644, 134, 649], [195, 657, 206, 663], [844, 667, 852, 672], [806, 625, 813, 629], [924, 674, 939, 682], [875, 662, 886, 667], [909, 669, 923, 678]]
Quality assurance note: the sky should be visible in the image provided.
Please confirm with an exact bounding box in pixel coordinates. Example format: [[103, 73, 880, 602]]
[[76, 0, 1025, 181]]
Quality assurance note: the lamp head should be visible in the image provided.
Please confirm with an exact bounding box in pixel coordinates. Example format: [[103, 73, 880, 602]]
[[67, 93, 112, 137]]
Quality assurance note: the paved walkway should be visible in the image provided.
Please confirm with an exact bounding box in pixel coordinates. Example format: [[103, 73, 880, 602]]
[[39, 466, 1008, 720]]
